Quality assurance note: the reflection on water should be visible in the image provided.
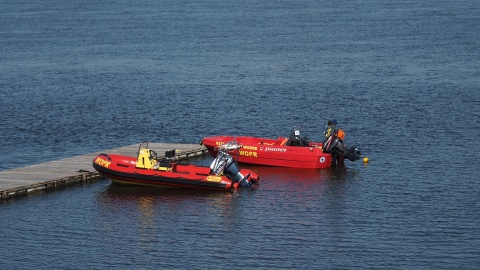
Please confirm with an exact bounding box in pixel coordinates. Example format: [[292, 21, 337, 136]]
[[96, 182, 243, 250], [93, 165, 357, 255], [100, 182, 234, 200], [246, 165, 353, 197], [98, 183, 239, 218], [247, 165, 362, 234]]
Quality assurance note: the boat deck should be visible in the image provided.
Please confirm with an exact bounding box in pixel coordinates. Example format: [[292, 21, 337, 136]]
[[0, 143, 208, 200]]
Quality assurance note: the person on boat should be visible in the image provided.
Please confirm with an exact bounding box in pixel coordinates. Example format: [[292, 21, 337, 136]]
[[324, 119, 347, 145], [286, 126, 310, 147], [324, 119, 337, 139]]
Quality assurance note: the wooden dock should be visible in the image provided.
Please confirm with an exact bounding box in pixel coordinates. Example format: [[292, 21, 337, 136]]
[[0, 143, 209, 200]]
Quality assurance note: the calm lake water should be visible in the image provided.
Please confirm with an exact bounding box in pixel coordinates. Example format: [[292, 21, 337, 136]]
[[1, 0, 479, 269]]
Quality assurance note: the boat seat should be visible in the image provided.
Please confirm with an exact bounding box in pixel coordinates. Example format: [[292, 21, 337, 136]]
[[274, 137, 288, 146], [154, 161, 173, 171]]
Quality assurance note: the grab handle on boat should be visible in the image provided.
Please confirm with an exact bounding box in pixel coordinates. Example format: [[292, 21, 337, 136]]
[[99, 153, 111, 161]]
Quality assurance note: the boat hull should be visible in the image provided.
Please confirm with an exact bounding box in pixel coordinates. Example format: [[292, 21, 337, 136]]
[[201, 135, 344, 169], [93, 154, 240, 190]]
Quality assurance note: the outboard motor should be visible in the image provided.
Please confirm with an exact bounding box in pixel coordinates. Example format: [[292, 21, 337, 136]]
[[209, 143, 255, 187], [323, 135, 361, 162]]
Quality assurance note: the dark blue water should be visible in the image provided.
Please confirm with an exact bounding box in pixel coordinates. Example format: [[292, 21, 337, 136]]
[[1, 0, 480, 269]]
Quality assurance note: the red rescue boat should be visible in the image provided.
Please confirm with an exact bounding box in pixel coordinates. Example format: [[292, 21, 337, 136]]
[[93, 142, 259, 190], [201, 124, 361, 169]]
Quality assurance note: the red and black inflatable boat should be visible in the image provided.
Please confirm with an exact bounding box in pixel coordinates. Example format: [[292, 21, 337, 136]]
[[93, 142, 259, 190]]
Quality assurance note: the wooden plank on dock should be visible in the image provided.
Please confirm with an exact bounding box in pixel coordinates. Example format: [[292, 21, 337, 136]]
[[0, 143, 208, 200]]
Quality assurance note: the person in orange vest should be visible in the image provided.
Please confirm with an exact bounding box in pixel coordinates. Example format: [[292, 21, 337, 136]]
[[324, 119, 337, 139]]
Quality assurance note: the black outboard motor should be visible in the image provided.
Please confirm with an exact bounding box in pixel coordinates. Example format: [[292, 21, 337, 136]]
[[286, 126, 310, 147], [323, 135, 361, 162], [209, 145, 255, 187]]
